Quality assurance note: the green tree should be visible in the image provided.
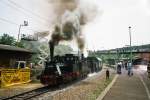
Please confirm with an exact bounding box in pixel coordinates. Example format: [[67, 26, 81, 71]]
[[16, 40, 25, 48], [0, 33, 25, 48], [0, 34, 16, 46]]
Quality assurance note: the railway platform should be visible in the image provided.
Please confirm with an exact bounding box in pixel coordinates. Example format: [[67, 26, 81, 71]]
[[101, 69, 150, 100]]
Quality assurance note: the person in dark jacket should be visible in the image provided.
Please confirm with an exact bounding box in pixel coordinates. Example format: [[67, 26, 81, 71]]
[[106, 69, 110, 80]]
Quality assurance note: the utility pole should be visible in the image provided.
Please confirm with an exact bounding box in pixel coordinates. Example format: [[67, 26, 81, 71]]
[[17, 21, 28, 43], [128, 26, 132, 68]]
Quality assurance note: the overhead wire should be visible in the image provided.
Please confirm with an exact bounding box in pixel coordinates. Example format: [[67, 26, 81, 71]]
[[0, 0, 50, 28], [6, 0, 50, 22], [0, 17, 41, 33], [0, 17, 19, 26]]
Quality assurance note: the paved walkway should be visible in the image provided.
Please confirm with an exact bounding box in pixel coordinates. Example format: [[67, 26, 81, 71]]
[[103, 69, 149, 100]]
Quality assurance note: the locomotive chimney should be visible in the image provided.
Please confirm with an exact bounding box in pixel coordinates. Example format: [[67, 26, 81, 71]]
[[49, 40, 54, 61], [81, 53, 84, 60]]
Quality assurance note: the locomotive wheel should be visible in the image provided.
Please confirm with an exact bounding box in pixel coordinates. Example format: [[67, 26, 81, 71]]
[[57, 76, 63, 85]]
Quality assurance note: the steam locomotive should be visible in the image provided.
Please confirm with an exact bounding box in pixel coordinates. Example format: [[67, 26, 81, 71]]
[[39, 41, 102, 86]]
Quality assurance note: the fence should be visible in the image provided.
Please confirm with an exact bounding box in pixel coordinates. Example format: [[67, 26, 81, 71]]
[[0, 68, 30, 88]]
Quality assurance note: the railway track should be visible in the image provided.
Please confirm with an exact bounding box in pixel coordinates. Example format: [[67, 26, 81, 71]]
[[2, 86, 53, 100], [1, 80, 81, 100], [1, 72, 101, 100]]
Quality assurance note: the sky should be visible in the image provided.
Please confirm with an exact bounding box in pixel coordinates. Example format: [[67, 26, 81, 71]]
[[0, 0, 150, 50]]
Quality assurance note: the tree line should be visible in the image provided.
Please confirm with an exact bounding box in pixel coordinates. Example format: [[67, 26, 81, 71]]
[[0, 33, 24, 47]]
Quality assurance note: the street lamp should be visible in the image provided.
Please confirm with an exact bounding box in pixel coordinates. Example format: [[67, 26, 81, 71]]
[[128, 26, 132, 69], [17, 21, 28, 42]]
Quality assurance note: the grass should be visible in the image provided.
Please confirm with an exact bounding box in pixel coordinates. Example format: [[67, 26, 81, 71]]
[[87, 75, 114, 100]]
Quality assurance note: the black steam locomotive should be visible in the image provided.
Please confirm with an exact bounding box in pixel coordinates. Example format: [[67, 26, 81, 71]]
[[39, 41, 102, 86]]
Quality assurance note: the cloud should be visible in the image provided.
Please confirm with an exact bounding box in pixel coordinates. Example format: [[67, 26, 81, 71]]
[[140, 0, 150, 15]]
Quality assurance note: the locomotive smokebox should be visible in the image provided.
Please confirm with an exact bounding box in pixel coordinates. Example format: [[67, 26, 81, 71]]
[[49, 40, 54, 61]]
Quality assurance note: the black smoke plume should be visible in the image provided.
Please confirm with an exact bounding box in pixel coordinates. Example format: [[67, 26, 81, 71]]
[[48, 0, 99, 54]]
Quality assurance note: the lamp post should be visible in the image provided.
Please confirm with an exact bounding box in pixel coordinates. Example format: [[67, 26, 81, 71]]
[[17, 21, 28, 42], [128, 26, 132, 69]]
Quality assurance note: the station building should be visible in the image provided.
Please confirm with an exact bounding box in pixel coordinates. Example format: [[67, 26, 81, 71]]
[[0, 44, 33, 68]]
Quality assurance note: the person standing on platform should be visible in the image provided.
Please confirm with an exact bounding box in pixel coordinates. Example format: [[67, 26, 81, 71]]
[[128, 62, 133, 76], [147, 61, 150, 78], [106, 69, 110, 80], [125, 62, 128, 70]]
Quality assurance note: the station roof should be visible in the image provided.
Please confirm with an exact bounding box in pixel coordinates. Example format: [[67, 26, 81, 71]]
[[0, 44, 33, 53]]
